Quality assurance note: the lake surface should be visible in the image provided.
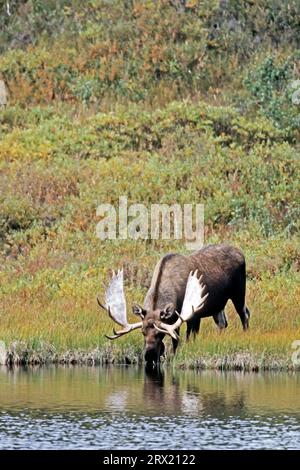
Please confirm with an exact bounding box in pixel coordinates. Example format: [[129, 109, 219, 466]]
[[0, 366, 299, 450]]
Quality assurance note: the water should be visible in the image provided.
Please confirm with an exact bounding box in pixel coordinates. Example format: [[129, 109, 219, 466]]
[[0, 366, 299, 450]]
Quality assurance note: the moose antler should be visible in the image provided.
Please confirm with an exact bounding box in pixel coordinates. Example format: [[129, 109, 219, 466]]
[[97, 269, 143, 340], [154, 270, 208, 340]]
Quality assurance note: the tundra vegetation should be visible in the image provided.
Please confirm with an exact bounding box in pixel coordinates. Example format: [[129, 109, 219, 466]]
[[0, 0, 299, 369]]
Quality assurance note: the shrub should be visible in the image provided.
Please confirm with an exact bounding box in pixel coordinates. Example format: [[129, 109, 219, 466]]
[[244, 55, 300, 136]]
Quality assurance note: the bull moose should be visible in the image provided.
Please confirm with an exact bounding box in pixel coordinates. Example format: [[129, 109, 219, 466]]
[[97, 244, 250, 364]]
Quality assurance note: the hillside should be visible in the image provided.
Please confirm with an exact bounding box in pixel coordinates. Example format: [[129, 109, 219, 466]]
[[0, 0, 299, 368]]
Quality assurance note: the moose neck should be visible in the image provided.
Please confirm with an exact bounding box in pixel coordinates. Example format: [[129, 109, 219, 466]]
[[143, 253, 192, 312]]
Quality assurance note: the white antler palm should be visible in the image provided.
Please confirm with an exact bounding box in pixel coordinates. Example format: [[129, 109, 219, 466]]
[[97, 270, 142, 340], [154, 270, 208, 340]]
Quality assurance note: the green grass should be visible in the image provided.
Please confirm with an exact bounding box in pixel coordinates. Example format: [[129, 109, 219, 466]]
[[0, 1, 299, 369]]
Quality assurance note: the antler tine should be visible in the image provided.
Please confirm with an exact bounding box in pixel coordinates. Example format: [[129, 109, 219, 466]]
[[108, 325, 128, 339], [105, 333, 120, 340], [97, 296, 106, 310], [98, 269, 142, 340], [105, 323, 142, 341], [105, 331, 127, 340], [154, 323, 179, 340], [97, 296, 114, 321]]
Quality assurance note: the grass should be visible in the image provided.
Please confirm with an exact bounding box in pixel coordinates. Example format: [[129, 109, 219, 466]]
[[0, 1, 299, 369]]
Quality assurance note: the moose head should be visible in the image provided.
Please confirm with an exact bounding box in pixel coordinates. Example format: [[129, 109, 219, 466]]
[[97, 269, 208, 365]]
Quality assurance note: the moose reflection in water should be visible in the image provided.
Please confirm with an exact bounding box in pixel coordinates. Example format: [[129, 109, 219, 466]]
[[143, 366, 247, 417], [0, 365, 269, 418], [1, 365, 248, 418]]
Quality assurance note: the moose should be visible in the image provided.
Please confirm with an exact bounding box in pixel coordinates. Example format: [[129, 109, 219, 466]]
[[97, 244, 250, 364]]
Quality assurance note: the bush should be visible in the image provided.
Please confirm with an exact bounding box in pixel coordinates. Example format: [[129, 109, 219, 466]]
[[244, 55, 300, 135]]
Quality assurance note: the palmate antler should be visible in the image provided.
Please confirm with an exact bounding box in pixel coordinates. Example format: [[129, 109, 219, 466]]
[[97, 269, 142, 340], [154, 270, 208, 340]]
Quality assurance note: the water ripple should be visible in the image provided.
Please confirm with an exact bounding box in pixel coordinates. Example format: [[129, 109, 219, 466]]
[[0, 366, 299, 449]]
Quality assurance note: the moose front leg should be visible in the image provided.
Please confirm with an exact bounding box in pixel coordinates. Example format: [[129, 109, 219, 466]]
[[186, 316, 201, 340], [213, 310, 228, 331], [171, 330, 180, 354]]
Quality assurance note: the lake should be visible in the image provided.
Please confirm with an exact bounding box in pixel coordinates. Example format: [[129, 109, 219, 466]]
[[0, 366, 299, 450]]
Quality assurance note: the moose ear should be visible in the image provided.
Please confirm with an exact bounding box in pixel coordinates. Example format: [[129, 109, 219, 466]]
[[160, 302, 175, 320], [132, 304, 146, 319]]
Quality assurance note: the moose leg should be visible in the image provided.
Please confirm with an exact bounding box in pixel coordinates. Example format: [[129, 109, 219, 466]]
[[171, 334, 179, 354], [232, 297, 250, 330], [231, 268, 250, 330], [213, 310, 228, 330], [186, 316, 201, 341]]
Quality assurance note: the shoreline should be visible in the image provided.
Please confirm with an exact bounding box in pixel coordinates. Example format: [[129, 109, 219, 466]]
[[0, 342, 298, 371]]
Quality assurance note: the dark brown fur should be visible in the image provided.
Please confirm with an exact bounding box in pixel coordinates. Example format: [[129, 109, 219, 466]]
[[137, 244, 250, 363]]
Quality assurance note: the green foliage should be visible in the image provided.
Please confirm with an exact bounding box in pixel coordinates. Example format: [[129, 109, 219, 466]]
[[244, 55, 300, 134], [0, 1, 299, 364], [0, 195, 36, 238]]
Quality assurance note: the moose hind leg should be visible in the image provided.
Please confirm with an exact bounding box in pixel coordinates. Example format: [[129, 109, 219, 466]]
[[213, 310, 228, 330], [232, 297, 250, 330], [241, 305, 250, 330], [231, 263, 250, 330]]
